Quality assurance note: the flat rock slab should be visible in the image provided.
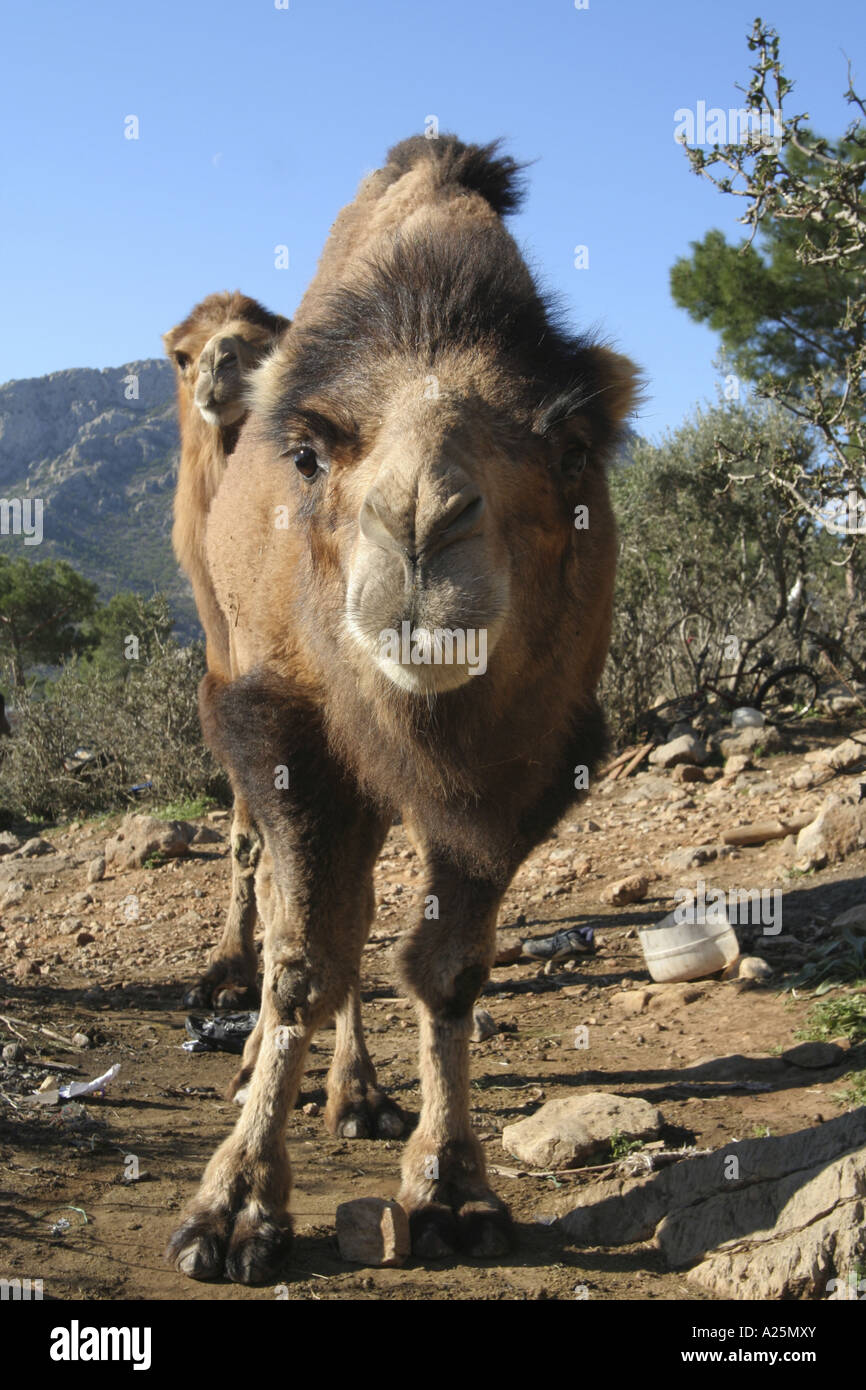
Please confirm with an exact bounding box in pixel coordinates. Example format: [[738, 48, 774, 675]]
[[553, 1109, 866, 1300], [502, 1092, 663, 1169], [335, 1197, 410, 1267]]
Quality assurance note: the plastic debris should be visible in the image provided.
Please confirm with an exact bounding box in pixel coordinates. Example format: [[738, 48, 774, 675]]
[[183, 1011, 259, 1055]]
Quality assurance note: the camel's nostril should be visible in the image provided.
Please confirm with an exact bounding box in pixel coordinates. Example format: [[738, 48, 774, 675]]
[[215, 350, 238, 374], [423, 490, 485, 557]]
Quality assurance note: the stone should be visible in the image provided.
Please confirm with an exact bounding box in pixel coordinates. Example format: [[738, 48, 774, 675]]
[[789, 763, 833, 791], [76, 931, 95, 947], [2, 1042, 26, 1062], [552, 1109, 866, 1300], [87, 856, 105, 884], [795, 793, 866, 870], [502, 1092, 663, 1169], [736, 956, 773, 981], [104, 814, 195, 871], [804, 733, 866, 773], [724, 753, 752, 777], [782, 1041, 845, 1069], [606, 874, 649, 906], [494, 935, 524, 966], [610, 989, 652, 1015], [659, 845, 718, 876], [2, 880, 29, 908], [672, 764, 706, 784], [13, 959, 40, 979], [649, 734, 709, 769], [335, 1197, 410, 1267], [0, 831, 20, 857], [15, 837, 55, 858], [714, 724, 783, 758], [831, 903, 866, 935], [471, 1007, 498, 1042], [301, 1101, 320, 1116], [72, 1032, 92, 1050], [190, 824, 224, 845]]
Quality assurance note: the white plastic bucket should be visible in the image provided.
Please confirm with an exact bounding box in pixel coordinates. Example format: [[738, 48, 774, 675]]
[[638, 905, 740, 983]]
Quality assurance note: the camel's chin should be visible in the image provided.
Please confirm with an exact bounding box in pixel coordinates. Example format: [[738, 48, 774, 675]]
[[375, 659, 480, 695]]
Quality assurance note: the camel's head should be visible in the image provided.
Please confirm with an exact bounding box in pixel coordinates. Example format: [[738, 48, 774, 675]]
[[252, 220, 638, 699], [163, 292, 289, 431]]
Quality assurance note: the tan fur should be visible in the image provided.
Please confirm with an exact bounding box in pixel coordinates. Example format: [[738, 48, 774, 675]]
[[166, 138, 640, 1284]]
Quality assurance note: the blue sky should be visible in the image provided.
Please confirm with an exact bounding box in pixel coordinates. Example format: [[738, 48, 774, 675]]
[[1, 0, 862, 438]]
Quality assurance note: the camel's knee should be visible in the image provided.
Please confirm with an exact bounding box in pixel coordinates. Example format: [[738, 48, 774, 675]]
[[401, 944, 488, 1020], [269, 954, 349, 1031]]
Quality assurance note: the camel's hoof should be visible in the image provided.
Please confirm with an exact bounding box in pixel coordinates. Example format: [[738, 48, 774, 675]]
[[409, 1204, 459, 1258], [182, 973, 259, 1011], [330, 1094, 406, 1140], [457, 1199, 513, 1257], [167, 1209, 292, 1285], [225, 1219, 293, 1286], [166, 1212, 230, 1282]]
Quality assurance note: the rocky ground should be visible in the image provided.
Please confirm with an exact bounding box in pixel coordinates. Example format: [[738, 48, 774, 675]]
[[1, 714, 864, 1301]]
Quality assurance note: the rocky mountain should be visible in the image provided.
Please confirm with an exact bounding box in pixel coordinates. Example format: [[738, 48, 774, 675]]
[[0, 359, 199, 638]]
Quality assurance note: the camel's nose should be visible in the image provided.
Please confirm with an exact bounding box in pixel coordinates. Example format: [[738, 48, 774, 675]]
[[360, 481, 485, 562], [198, 336, 238, 379]]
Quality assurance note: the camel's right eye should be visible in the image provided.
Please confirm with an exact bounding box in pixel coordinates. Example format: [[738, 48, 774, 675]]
[[292, 446, 320, 480], [174, 351, 191, 372]]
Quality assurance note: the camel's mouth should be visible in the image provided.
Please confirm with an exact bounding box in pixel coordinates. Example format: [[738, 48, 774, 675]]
[[345, 563, 510, 694], [196, 396, 247, 428]]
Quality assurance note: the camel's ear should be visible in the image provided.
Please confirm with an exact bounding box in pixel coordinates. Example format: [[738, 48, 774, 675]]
[[535, 345, 642, 469]]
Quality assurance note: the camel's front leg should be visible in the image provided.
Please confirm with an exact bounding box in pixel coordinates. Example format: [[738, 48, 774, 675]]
[[183, 795, 261, 1009], [397, 863, 512, 1259]]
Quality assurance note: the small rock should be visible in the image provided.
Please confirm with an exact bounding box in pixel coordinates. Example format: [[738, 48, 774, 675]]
[[724, 753, 752, 777], [335, 1197, 410, 1267], [76, 931, 95, 947], [191, 824, 224, 845], [649, 734, 709, 769], [782, 1041, 845, 1069], [72, 1032, 92, 1049], [795, 793, 866, 870], [610, 989, 652, 1015], [714, 724, 783, 758], [830, 903, 866, 935], [13, 958, 40, 979], [0, 831, 20, 856], [471, 1007, 498, 1042], [2, 1042, 26, 1062], [606, 874, 648, 906], [15, 837, 55, 858], [735, 956, 773, 981], [87, 856, 106, 884], [672, 764, 706, 784], [660, 845, 718, 875], [502, 1092, 663, 1169], [104, 814, 195, 871], [2, 880, 29, 908], [494, 935, 523, 966], [301, 1101, 320, 1116]]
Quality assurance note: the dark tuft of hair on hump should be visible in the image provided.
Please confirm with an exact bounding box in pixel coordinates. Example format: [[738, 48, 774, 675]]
[[382, 135, 528, 217]]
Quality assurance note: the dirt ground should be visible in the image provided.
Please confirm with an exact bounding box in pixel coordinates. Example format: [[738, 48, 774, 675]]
[[1, 719, 864, 1301]]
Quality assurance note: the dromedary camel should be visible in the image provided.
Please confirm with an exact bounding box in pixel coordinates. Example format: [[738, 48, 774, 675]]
[[167, 135, 639, 1284], [164, 292, 288, 1009], [164, 293, 403, 1144]]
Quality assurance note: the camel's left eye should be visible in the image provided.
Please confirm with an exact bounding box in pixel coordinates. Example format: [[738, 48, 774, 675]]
[[174, 351, 191, 371], [293, 446, 320, 479], [561, 447, 588, 477]]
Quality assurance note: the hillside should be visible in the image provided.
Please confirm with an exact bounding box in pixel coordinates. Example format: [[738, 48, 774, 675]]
[[0, 359, 199, 638]]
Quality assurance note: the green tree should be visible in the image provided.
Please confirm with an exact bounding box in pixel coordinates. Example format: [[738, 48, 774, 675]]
[[0, 555, 98, 687], [83, 591, 175, 679], [670, 20, 865, 561]]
